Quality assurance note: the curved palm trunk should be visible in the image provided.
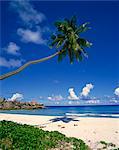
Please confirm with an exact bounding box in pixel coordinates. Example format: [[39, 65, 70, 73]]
[[0, 51, 60, 80]]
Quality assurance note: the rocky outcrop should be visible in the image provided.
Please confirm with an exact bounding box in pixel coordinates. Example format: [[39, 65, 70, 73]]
[[0, 98, 44, 110]]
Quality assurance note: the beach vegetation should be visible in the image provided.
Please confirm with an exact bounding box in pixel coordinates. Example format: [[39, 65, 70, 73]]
[[100, 141, 117, 149], [0, 120, 89, 150]]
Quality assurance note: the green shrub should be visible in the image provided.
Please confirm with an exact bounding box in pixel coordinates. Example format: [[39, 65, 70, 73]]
[[0, 120, 89, 150]]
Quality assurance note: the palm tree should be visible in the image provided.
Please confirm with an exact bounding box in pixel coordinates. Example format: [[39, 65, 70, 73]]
[[0, 16, 92, 80]]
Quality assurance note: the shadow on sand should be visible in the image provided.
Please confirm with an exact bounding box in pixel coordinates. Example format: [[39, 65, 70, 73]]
[[49, 116, 79, 123]]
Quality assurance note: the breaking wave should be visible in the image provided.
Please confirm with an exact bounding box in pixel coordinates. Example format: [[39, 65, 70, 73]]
[[65, 113, 119, 118]]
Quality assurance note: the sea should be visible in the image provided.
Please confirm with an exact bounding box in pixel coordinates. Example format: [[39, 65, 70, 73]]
[[0, 105, 119, 118]]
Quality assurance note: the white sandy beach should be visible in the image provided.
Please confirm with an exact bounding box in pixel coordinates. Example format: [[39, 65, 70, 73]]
[[0, 113, 119, 149]]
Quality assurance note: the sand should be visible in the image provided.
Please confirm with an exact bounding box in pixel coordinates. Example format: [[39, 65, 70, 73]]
[[0, 113, 119, 149]]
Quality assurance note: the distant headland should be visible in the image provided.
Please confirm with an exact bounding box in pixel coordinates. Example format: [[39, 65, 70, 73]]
[[0, 98, 44, 110]]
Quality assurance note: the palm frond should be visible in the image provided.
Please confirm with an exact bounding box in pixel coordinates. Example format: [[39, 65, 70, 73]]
[[51, 34, 56, 40], [76, 22, 91, 34], [75, 51, 81, 62], [50, 16, 92, 63], [70, 16, 77, 30], [80, 47, 88, 58], [68, 48, 74, 64], [58, 50, 67, 62], [77, 38, 92, 48]]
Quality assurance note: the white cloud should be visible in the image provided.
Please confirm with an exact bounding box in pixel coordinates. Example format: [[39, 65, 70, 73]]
[[47, 95, 64, 101], [109, 100, 119, 103], [8, 93, 23, 101], [55, 101, 60, 105], [10, 1, 47, 45], [10, 0, 45, 27], [47, 96, 52, 100], [39, 96, 43, 99], [0, 57, 23, 68], [68, 88, 79, 100], [104, 95, 112, 99], [80, 83, 94, 97], [4, 42, 20, 55], [114, 87, 119, 96], [86, 100, 100, 104], [68, 101, 73, 105], [17, 28, 46, 44], [68, 101, 80, 105]]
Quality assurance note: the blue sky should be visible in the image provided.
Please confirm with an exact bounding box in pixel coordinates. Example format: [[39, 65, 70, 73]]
[[0, 0, 119, 105]]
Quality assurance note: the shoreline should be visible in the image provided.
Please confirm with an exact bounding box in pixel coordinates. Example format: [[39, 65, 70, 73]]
[[0, 112, 119, 118], [0, 113, 119, 149]]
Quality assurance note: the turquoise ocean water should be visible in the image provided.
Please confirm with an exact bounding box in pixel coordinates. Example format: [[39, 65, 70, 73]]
[[0, 105, 119, 118]]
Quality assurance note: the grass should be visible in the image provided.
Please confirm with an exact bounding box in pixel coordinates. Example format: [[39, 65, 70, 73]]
[[0, 120, 90, 150]]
